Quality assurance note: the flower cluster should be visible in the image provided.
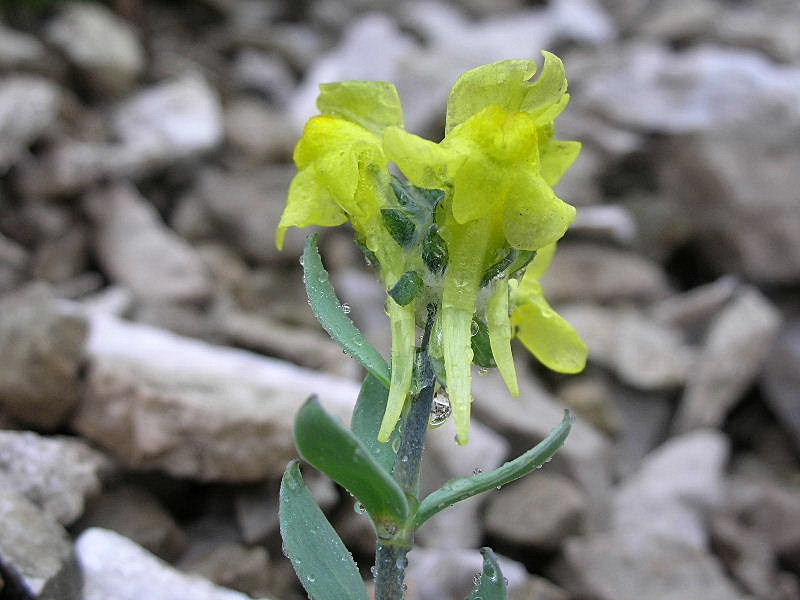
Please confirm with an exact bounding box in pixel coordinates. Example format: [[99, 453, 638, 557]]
[[277, 52, 587, 444]]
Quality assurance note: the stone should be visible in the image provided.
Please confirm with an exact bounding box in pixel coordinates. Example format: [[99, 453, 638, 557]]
[[0, 284, 87, 429], [112, 72, 223, 163], [87, 183, 213, 303], [404, 547, 531, 600], [0, 24, 50, 71], [762, 319, 800, 452], [561, 305, 692, 390], [76, 485, 185, 561], [417, 418, 509, 549], [76, 528, 257, 600], [485, 472, 587, 549], [471, 357, 612, 518], [611, 429, 729, 550], [0, 430, 112, 525], [231, 49, 296, 107], [72, 312, 361, 481], [0, 489, 80, 600], [584, 43, 800, 133], [178, 542, 272, 598], [611, 388, 671, 479], [651, 275, 738, 330], [557, 374, 623, 435], [564, 531, 749, 600], [45, 3, 144, 96], [663, 121, 800, 284], [32, 225, 89, 284], [675, 287, 781, 432], [539, 243, 670, 303], [0, 232, 28, 293], [185, 166, 296, 263], [570, 204, 637, 245], [224, 98, 297, 161], [0, 75, 61, 171]]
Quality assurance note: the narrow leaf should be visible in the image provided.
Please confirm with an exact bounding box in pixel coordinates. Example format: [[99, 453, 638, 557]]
[[470, 318, 496, 368], [381, 209, 416, 248], [295, 397, 410, 526], [468, 548, 508, 600], [413, 411, 572, 527], [351, 374, 400, 475], [302, 234, 391, 387], [422, 226, 448, 275], [279, 461, 369, 600]]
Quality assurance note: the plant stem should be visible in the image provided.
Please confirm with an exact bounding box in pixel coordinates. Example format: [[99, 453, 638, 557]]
[[374, 304, 438, 600]]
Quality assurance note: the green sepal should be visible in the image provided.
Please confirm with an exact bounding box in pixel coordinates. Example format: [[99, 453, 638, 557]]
[[294, 397, 410, 527], [279, 461, 370, 600], [412, 411, 572, 528], [390, 176, 444, 212], [381, 209, 417, 248], [480, 249, 516, 288], [422, 226, 449, 275], [507, 249, 536, 280], [351, 374, 400, 475], [302, 234, 391, 388], [388, 270, 423, 306], [468, 548, 508, 600], [470, 318, 496, 368]]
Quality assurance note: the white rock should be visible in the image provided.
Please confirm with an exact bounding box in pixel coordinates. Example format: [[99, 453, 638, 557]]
[[113, 73, 223, 162], [0, 489, 80, 599], [71, 312, 360, 481], [0, 75, 61, 171], [0, 431, 111, 525], [46, 3, 144, 95], [76, 528, 257, 600], [675, 288, 781, 432], [88, 183, 213, 303], [0, 24, 49, 71], [611, 429, 729, 549]]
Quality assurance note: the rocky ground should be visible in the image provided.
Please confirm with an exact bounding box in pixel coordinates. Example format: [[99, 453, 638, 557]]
[[0, 0, 798, 599]]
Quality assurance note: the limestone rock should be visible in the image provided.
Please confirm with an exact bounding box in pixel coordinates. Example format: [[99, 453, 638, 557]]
[[762, 320, 800, 453], [178, 542, 272, 598], [88, 183, 213, 303], [0, 75, 61, 171], [46, 3, 144, 96], [675, 288, 781, 432], [76, 485, 185, 561], [0, 489, 80, 600], [485, 472, 587, 549], [540, 243, 670, 303], [72, 312, 360, 481], [0, 430, 112, 525], [0, 285, 87, 429], [611, 429, 729, 549], [76, 528, 259, 600], [564, 531, 749, 600]]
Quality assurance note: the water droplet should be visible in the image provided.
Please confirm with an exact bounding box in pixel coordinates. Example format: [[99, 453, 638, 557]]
[[396, 556, 408, 570], [428, 392, 451, 428], [471, 321, 479, 336], [402, 583, 408, 592], [472, 468, 483, 475], [340, 302, 351, 315], [400, 455, 409, 463], [391, 437, 401, 452], [477, 367, 489, 376], [306, 575, 316, 583], [496, 485, 502, 491], [354, 502, 366, 514], [473, 572, 482, 586], [370, 566, 377, 577]]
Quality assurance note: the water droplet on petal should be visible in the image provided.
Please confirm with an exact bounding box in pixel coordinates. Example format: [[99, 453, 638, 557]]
[[354, 502, 366, 514], [340, 302, 351, 315], [428, 392, 451, 428]]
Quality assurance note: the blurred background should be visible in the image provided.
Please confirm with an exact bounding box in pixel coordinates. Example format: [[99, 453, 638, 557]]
[[0, 1, 798, 599]]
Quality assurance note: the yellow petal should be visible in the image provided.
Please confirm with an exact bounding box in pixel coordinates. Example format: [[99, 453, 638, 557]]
[[451, 154, 507, 224], [504, 175, 576, 250], [512, 296, 588, 374], [487, 279, 519, 397], [276, 169, 347, 249], [541, 140, 581, 187], [378, 300, 417, 442], [294, 115, 379, 169], [317, 80, 404, 134], [520, 51, 568, 116], [526, 242, 557, 281], [382, 126, 458, 189]]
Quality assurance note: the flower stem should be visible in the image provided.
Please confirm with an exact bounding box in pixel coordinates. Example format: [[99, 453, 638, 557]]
[[374, 304, 438, 600]]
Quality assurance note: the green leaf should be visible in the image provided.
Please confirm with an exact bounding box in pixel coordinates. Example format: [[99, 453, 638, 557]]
[[295, 397, 410, 527], [351, 374, 400, 475], [302, 234, 391, 388], [388, 270, 423, 306], [468, 548, 508, 600], [279, 461, 369, 600], [413, 411, 572, 527], [480, 249, 515, 288]]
